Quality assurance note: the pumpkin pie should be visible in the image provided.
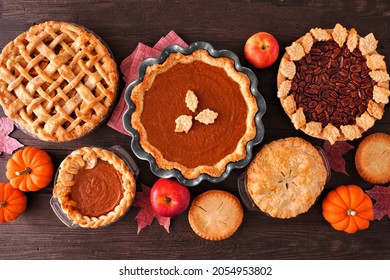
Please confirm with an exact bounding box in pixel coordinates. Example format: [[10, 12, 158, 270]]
[[0, 21, 118, 142], [246, 137, 327, 218], [130, 49, 258, 179], [277, 23, 389, 144], [53, 147, 136, 228]]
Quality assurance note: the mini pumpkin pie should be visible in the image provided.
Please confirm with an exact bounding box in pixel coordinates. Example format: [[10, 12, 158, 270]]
[[355, 132, 390, 184], [0, 21, 118, 142], [130, 49, 258, 179], [188, 190, 244, 241], [277, 23, 389, 144], [53, 147, 136, 228], [246, 137, 327, 218]]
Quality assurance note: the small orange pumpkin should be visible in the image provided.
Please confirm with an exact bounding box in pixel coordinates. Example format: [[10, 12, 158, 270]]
[[0, 182, 27, 223], [322, 185, 373, 234], [6, 146, 54, 192]]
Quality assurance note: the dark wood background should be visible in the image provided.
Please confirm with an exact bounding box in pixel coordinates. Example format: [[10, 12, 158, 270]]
[[0, 0, 389, 260]]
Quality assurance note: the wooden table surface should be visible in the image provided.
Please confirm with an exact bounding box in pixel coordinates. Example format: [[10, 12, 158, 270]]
[[0, 0, 389, 260]]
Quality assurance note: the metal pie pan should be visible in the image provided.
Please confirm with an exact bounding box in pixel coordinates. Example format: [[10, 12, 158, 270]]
[[123, 41, 266, 186]]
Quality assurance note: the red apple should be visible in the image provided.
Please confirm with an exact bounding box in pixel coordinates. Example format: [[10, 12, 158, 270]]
[[150, 178, 190, 217], [244, 32, 279, 69]]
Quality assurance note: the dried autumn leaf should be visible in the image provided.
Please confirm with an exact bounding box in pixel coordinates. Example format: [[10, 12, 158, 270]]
[[0, 117, 24, 155], [323, 140, 354, 176], [133, 184, 170, 234], [366, 185, 390, 221]]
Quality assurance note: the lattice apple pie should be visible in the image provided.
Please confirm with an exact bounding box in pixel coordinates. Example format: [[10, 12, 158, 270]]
[[0, 21, 118, 141]]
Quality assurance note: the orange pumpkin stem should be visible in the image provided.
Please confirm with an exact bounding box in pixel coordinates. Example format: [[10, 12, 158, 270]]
[[15, 167, 32, 176], [0, 201, 7, 208], [347, 209, 357, 216]]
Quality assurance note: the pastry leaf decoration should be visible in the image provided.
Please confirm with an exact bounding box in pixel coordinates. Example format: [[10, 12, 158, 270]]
[[366, 185, 390, 221], [323, 140, 354, 176], [175, 90, 218, 133], [133, 184, 170, 234], [0, 117, 24, 155]]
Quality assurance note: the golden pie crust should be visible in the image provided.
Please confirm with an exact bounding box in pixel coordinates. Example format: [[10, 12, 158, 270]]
[[246, 137, 327, 218], [188, 190, 243, 241], [0, 21, 118, 142], [53, 147, 136, 228], [355, 132, 390, 184], [277, 23, 389, 144], [130, 49, 258, 179]]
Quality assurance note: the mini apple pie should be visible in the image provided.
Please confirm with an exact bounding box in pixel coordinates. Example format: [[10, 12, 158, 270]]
[[246, 137, 327, 218], [355, 132, 390, 184], [0, 21, 118, 141], [53, 147, 136, 228], [188, 190, 243, 240], [277, 23, 389, 144]]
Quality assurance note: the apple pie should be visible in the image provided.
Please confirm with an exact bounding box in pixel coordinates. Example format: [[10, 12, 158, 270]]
[[246, 137, 327, 218], [0, 21, 118, 141], [188, 190, 243, 240]]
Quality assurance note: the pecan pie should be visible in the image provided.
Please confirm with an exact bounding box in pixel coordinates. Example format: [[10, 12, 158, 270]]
[[0, 21, 118, 142], [130, 49, 258, 179], [53, 147, 136, 228], [277, 23, 389, 144]]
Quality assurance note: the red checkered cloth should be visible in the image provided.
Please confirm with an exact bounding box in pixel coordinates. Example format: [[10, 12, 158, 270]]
[[107, 31, 188, 135]]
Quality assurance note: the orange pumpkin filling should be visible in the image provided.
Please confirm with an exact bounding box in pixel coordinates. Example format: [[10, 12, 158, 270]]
[[140, 61, 248, 168], [70, 160, 123, 217]]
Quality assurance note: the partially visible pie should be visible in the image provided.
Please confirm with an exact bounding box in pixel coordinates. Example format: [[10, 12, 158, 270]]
[[355, 132, 390, 184], [130, 49, 258, 179], [53, 147, 136, 228], [277, 23, 389, 144], [0, 21, 118, 142], [246, 137, 327, 218]]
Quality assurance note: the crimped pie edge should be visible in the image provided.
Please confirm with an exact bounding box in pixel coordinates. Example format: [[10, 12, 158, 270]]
[[53, 146, 136, 228], [130, 49, 258, 179], [277, 24, 389, 144]]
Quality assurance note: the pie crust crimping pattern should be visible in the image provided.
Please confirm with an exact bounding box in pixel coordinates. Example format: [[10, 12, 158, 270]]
[[53, 147, 136, 228], [0, 21, 119, 142], [277, 23, 390, 144], [131, 49, 258, 179]]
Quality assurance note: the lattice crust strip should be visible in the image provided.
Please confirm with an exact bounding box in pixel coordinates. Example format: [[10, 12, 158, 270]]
[[0, 21, 118, 141]]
